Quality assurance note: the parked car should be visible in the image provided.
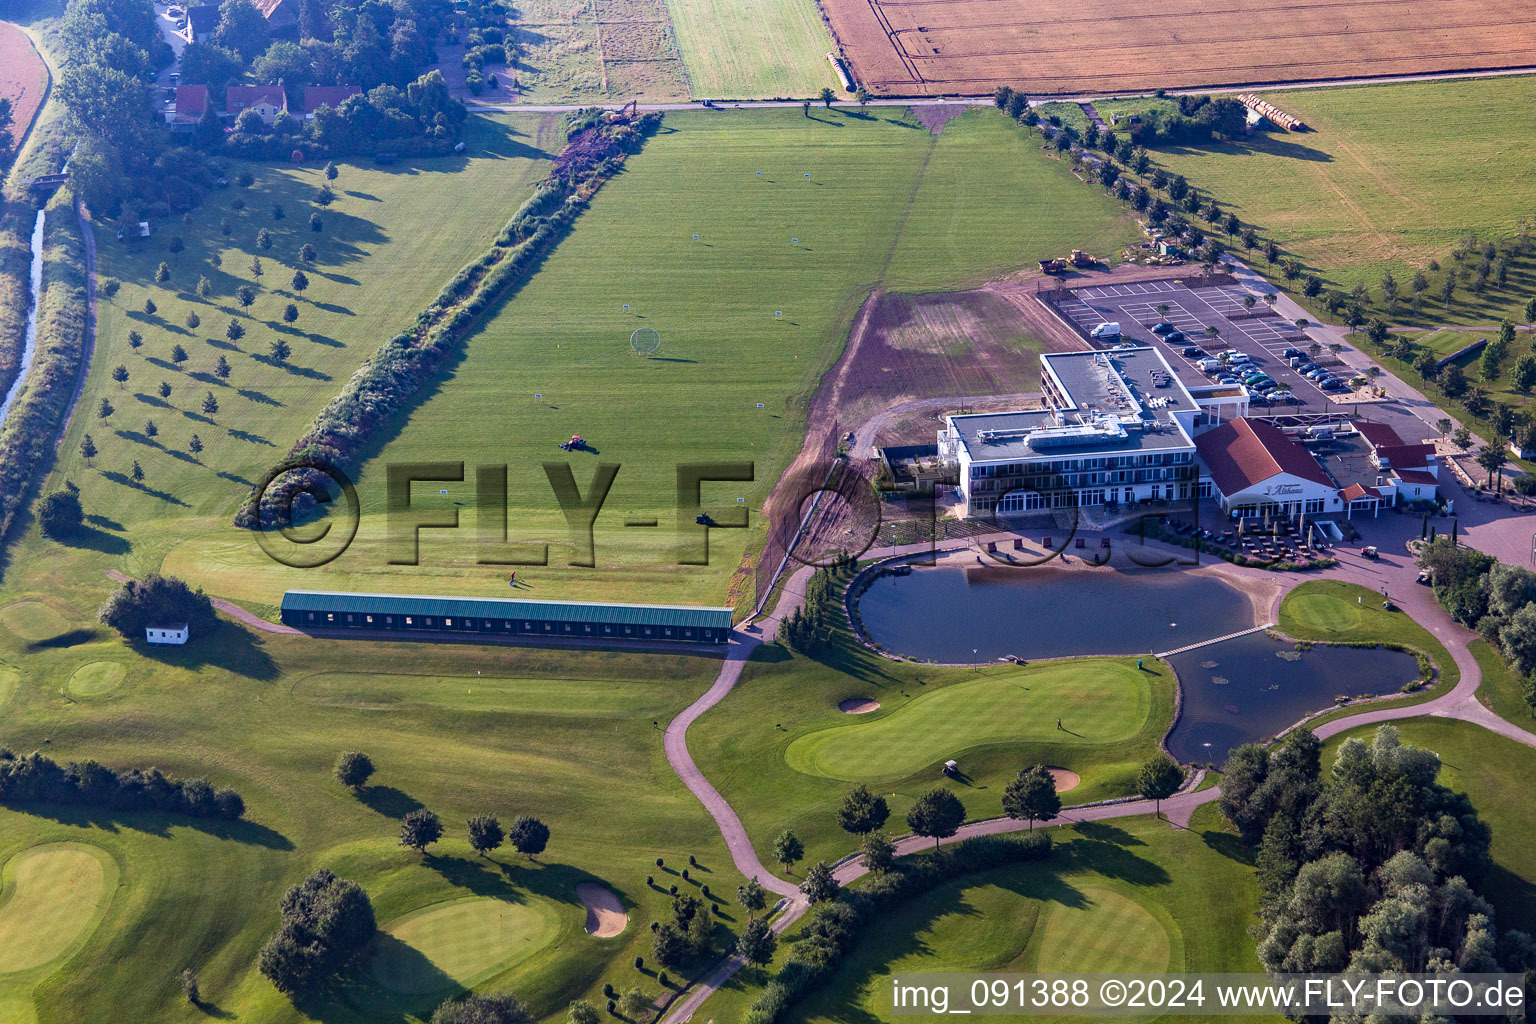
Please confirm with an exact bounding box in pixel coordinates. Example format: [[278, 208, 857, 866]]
[[1181, 345, 1204, 358], [1297, 362, 1319, 374], [1165, 331, 1187, 344], [1249, 394, 1272, 406], [1090, 322, 1123, 340], [1321, 379, 1349, 392], [1152, 322, 1175, 335], [1282, 347, 1305, 359]]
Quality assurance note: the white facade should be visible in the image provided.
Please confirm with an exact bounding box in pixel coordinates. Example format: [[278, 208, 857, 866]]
[[146, 624, 189, 645]]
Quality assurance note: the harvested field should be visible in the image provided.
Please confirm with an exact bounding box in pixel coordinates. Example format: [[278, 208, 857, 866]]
[[0, 22, 47, 151], [823, 0, 1536, 96]]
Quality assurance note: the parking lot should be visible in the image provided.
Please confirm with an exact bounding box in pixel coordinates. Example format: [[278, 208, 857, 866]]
[[1049, 278, 1345, 412]]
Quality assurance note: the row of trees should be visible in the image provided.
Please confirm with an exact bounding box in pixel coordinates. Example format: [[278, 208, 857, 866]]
[[0, 749, 244, 820], [1419, 538, 1536, 710], [1220, 725, 1532, 976], [780, 557, 855, 653]]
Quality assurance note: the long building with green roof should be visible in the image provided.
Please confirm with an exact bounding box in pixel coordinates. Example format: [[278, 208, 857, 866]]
[[280, 590, 734, 644]]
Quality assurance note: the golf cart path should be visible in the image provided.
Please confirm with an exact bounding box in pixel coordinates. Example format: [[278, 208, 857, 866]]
[[659, 528, 1536, 1023]]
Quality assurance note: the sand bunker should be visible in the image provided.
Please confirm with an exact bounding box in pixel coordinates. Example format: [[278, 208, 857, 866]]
[[838, 697, 881, 714], [576, 883, 627, 938], [1047, 768, 1080, 792]]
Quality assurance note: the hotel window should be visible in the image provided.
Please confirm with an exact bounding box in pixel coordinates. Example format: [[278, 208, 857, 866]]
[[365, 615, 373, 623], [445, 618, 453, 627], [326, 613, 334, 622], [405, 616, 413, 625]]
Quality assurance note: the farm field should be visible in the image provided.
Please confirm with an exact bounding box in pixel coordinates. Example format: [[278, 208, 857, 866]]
[[0, 607, 738, 1024], [698, 806, 1260, 1024], [505, 0, 690, 104], [0, 21, 47, 155], [691, 633, 1176, 871], [1324, 718, 1536, 935], [659, 0, 835, 99], [824, 0, 1536, 97], [1141, 78, 1536, 328], [150, 106, 1135, 613]]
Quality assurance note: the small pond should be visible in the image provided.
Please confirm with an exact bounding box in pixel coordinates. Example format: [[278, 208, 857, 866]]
[[1165, 632, 1418, 763], [855, 565, 1257, 663]]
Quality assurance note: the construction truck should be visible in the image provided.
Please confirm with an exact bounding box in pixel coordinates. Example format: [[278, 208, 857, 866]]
[[1039, 257, 1067, 274], [1068, 249, 1096, 268]]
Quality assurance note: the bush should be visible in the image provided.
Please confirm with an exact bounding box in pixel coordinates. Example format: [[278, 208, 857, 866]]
[[98, 574, 217, 641], [0, 748, 245, 820], [36, 487, 84, 539], [258, 869, 376, 997], [430, 993, 533, 1024]]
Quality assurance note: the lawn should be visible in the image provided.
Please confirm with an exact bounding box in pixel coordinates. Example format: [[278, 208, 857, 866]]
[[160, 106, 1134, 614], [1324, 718, 1536, 935], [699, 805, 1262, 1024], [691, 632, 1176, 873], [1141, 78, 1536, 328], [660, 0, 836, 99], [0, 613, 740, 1024], [1474, 637, 1536, 738]]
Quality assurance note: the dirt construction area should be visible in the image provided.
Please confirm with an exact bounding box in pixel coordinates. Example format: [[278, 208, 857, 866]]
[[823, 0, 1536, 96]]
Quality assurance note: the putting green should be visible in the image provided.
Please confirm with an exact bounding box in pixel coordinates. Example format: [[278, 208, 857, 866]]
[[66, 663, 126, 698], [293, 672, 674, 716], [1035, 886, 1173, 974], [0, 844, 117, 973], [0, 601, 68, 642], [783, 659, 1155, 782], [371, 897, 560, 995], [0, 668, 17, 710], [1281, 591, 1364, 635]]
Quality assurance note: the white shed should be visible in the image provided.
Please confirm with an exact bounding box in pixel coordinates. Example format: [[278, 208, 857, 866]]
[[146, 623, 189, 645]]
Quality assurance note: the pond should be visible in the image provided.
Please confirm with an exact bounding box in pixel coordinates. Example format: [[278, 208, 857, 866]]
[[855, 564, 1258, 663], [1166, 632, 1418, 763]]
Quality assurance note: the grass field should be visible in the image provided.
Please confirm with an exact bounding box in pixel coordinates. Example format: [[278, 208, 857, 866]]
[[0, 614, 739, 1023], [149, 106, 1131, 613], [1473, 638, 1536, 738], [1324, 718, 1536, 935], [692, 633, 1175, 871], [1143, 78, 1536, 328], [660, 0, 835, 98], [699, 805, 1260, 1024], [783, 659, 1154, 783], [507, 0, 691, 104]]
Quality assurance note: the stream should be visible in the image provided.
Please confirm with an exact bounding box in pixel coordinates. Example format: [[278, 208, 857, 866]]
[[0, 208, 46, 428]]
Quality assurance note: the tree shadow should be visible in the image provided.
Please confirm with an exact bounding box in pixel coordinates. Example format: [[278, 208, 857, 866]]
[[1200, 826, 1255, 865], [237, 387, 285, 406], [53, 524, 131, 556], [130, 619, 282, 681], [227, 427, 275, 446], [100, 471, 189, 506], [27, 627, 104, 651], [359, 785, 424, 819], [5, 798, 293, 849]]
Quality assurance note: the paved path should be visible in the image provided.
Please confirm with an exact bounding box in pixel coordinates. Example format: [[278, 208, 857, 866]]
[[102, 570, 302, 635]]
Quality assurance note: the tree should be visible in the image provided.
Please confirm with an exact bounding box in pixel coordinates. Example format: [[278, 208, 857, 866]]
[[1436, 417, 1453, 438], [213, 0, 271, 60], [618, 988, 652, 1020], [181, 968, 199, 1004], [185, 311, 200, 330], [236, 285, 256, 309], [214, 355, 231, 380], [97, 397, 113, 420], [291, 269, 309, 295], [79, 434, 97, 464], [1002, 765, 1061, 830], [836, 784, 889, 835], [282, 303, 299, 324], [98, 573, 218, 640], [112, 364, 129, 388], [855, 86, 871, 106], [309, 212, 323, 233], [144, 298, 157, 316], [738, 877, 768, 919], [145, 419, 158, 437], [258, 869, 376, 997], [1475, 444, 1507, 489], [735, 915, 776, 968], [250, 255, 263, 277], [772, 829, 804, 873], [256, 228, 272, 251], [799, 861, 839, 904], [568, 1000, 601, 1024], [324, 160, 339, 182], [334, 750, 374, 789], [171, 343, 189, 364], [188, 434, 203, 455], [158, 380, 172, 399], [155, 261, 171, 284], [1441, 363, 1468, 398], [1136, 755, 1184, 818], [819, 86, 835, 107], [508, 815, 549, 858], [226, 319, 245, 343], [1526, 295, 1536, 326], [37, 489, 84, 539], [1512, 355, 1536, 397], [299, 242, 317, 262], [431, 994, 533, 1024], [202, 392, 219, 415], [1453, 426, 1473, 451], [127, 330, 143, 349], [399, 808, 444, 854], [270, 338, 292, 363], [467, 814, 504, 856], [860, 831, 896, 873], [1282, 260, 1302, 283], [907, 788, 965, 851]]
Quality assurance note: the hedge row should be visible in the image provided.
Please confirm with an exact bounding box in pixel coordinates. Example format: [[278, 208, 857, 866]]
[[744, 831, 1053, 1024], [0, 749, 246, 821], [0, 193, 87, 544], [236, 114, 663, 529]]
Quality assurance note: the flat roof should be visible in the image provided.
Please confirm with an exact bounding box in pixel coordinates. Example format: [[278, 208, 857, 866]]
[[282, 590, 734, 630], [948, 408, 1192, 463], [1041, 347, 1199, 418]]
